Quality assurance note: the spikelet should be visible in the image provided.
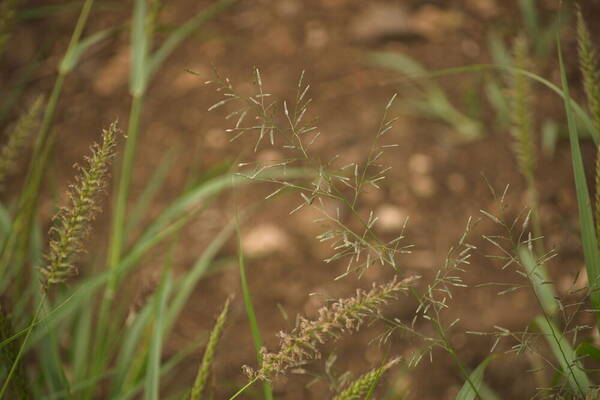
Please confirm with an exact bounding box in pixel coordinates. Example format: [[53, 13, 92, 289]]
[[0, 96, 44, 189], [510, 35, 536, 184], [190, 297, 231, 400], [332, 357, 401, 400], [40, 122, 119, 290], [0, 0, 20, 56], [244, 276, 418, 381]]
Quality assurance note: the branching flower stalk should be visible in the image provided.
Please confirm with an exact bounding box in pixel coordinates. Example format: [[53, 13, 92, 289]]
[[0, 96, 44, 189], [40, 122, 118, 289], [209, 69, 409, 279], [243, 276, 418, 382]]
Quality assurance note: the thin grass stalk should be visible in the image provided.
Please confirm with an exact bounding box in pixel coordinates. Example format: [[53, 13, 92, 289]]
[[236, 219, 273, 400], [0, 299, 43, 398], [190, 298, 230, 400], [0, 299, 31, 399]]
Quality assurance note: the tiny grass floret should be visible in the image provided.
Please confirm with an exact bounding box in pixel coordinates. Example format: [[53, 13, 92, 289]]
[[40, 122, 118, 289], [244, 276, 418, 381]]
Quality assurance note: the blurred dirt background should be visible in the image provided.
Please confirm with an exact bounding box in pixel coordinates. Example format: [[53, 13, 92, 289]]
[[3, 0, 600, 398]]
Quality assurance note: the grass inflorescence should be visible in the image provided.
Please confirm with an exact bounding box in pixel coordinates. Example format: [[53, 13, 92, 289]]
[[0, 96, 43, 189], [40, 122, 118, 290], [190, 297, 231, 400], [244, 276, 418, 381], [2, 2, 600, 399]]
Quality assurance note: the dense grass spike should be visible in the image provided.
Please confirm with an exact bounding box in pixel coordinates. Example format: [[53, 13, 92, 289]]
[[510, 35, 536, 184], [576, 7, 600, 242], [245, 276, 418, 381], [190, 297, 231, 400], [576, 6, 600, 135], [40, 122, 118, 290], [333, 357, 400, 400], [0, 96, 43, 189], [0, 0, 20, 57]]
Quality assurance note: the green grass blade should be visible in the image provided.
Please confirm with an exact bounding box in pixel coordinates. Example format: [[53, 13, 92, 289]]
[[117, 332, 209, 400], [455, 357, 494, 400], [60, 26, 119, 73], [534, 316, 590, 395], [518, 247, 558, 316], [165, 219, 237, 334], [368, 52, 481, 140], [367, 58, 600, 144], [144, 271, 173, 400], [236, 221, 273, 400], [72, 300, 93, 384], [110, 305, 152, 396], [518, 0, 539, 41], [557, 37, 600, 315], [126, 146, 178, 236], [0, 47, 44, 124], [130, 0, 148, 96], [147, 0, 238, 80]]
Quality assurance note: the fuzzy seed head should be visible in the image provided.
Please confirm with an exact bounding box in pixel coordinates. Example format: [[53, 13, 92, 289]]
[[244, 276, 418, 381], [40, 122, 119, 290]]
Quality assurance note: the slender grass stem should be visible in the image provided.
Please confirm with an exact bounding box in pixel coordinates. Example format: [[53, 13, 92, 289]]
[[0, 298, 44, 398], [227, 378, 258, 400]]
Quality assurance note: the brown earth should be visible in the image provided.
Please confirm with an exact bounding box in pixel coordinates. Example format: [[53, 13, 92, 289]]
[[3, 0, 600, 399]]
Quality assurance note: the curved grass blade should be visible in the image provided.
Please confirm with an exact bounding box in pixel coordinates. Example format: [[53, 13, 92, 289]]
[[144, 271, 173, 400], [534, 316, 590, 396], [455, 356, 497, 400], [518, 247, 558, 316], [147, 0, 238, 80]]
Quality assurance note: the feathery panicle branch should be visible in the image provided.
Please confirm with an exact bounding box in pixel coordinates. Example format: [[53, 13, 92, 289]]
[[332, 357, 401, 400], [190, 297, 231, 400], [510, 35, 536, 184], [0, 96, 44, 189], [244, 276, 418, 381], [40, 122, 119, 290]]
